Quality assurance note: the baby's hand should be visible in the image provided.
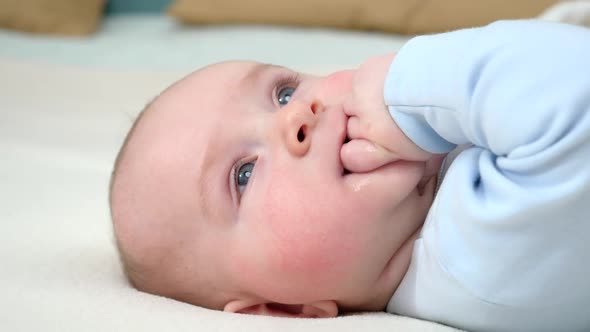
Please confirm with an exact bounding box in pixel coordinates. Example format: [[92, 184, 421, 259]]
[[341, 53, 432, 173]]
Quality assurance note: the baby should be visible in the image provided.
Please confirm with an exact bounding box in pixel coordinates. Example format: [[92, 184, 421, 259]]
[[110, 20, 590, 332]]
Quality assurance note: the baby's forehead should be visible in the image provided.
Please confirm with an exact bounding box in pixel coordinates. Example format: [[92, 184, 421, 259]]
[[128, 59, 293, 167], [146, 61, 261, 112], [119, 60, 269, 206], [182, 61, 263, 87]]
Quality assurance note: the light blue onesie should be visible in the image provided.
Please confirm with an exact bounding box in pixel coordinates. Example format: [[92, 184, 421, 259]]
[[384, 20, 590, 332]]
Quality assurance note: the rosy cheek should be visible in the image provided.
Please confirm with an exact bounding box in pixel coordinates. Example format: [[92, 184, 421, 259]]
[[319, 70, 355, 98], [260, 183, 359, 282]]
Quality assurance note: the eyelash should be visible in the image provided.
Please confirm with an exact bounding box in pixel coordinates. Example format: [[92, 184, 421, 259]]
[[232, 157, 257, 202], [272, 73, 300, 105]]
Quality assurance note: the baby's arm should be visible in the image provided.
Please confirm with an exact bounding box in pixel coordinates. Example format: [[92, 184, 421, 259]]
[[386, 20, 590, 331], [386, 20, 590, 157]]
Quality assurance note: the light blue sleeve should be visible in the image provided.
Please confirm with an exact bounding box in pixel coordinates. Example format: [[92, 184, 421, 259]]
[[384, 19, 590, 320]]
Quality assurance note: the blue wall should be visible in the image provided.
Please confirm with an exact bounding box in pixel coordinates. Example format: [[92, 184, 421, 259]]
[[105, 0, 172, 14]]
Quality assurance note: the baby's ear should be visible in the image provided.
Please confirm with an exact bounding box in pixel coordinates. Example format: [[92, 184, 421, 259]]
[[224, 299, 338, 318]]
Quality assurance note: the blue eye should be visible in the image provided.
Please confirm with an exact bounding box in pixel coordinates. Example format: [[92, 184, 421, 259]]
[[277, 86, 295, 107], [236, 162, 255, 193]]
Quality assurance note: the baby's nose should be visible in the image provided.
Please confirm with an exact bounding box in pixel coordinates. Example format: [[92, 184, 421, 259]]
[[279, 100, 323, 157]]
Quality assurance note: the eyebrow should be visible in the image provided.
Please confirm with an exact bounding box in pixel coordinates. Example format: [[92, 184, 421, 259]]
[[197, 136, 218, 221], [240, 63, 283, 86]]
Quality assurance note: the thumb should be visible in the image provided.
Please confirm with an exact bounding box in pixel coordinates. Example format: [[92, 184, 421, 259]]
[[341, 139, 399, 173]]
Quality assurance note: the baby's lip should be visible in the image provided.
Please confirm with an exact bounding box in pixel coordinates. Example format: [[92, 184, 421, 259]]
[[341, 142, 351, 175], [339, 115, 351, 176], [321, 103, 350, 178]]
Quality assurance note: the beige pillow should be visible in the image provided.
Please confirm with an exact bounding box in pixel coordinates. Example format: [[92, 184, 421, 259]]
[[0, 0, 105, 36], [168, 0, 557, 34]]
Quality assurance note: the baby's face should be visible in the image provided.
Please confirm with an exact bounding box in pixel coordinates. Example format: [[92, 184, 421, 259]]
[[112, 61, 437, 315]]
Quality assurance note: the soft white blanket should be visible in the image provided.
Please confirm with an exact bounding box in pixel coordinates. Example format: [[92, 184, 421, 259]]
[[0, 58, 460, 331]]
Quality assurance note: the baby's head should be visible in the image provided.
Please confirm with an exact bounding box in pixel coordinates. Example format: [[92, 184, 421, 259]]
[[110, 60, 438, 317]]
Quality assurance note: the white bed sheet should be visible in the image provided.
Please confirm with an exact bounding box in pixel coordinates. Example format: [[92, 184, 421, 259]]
[[0, 15, 460, 332]]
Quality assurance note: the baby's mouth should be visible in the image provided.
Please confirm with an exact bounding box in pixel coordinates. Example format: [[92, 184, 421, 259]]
[[342, 134, 351, 175]]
